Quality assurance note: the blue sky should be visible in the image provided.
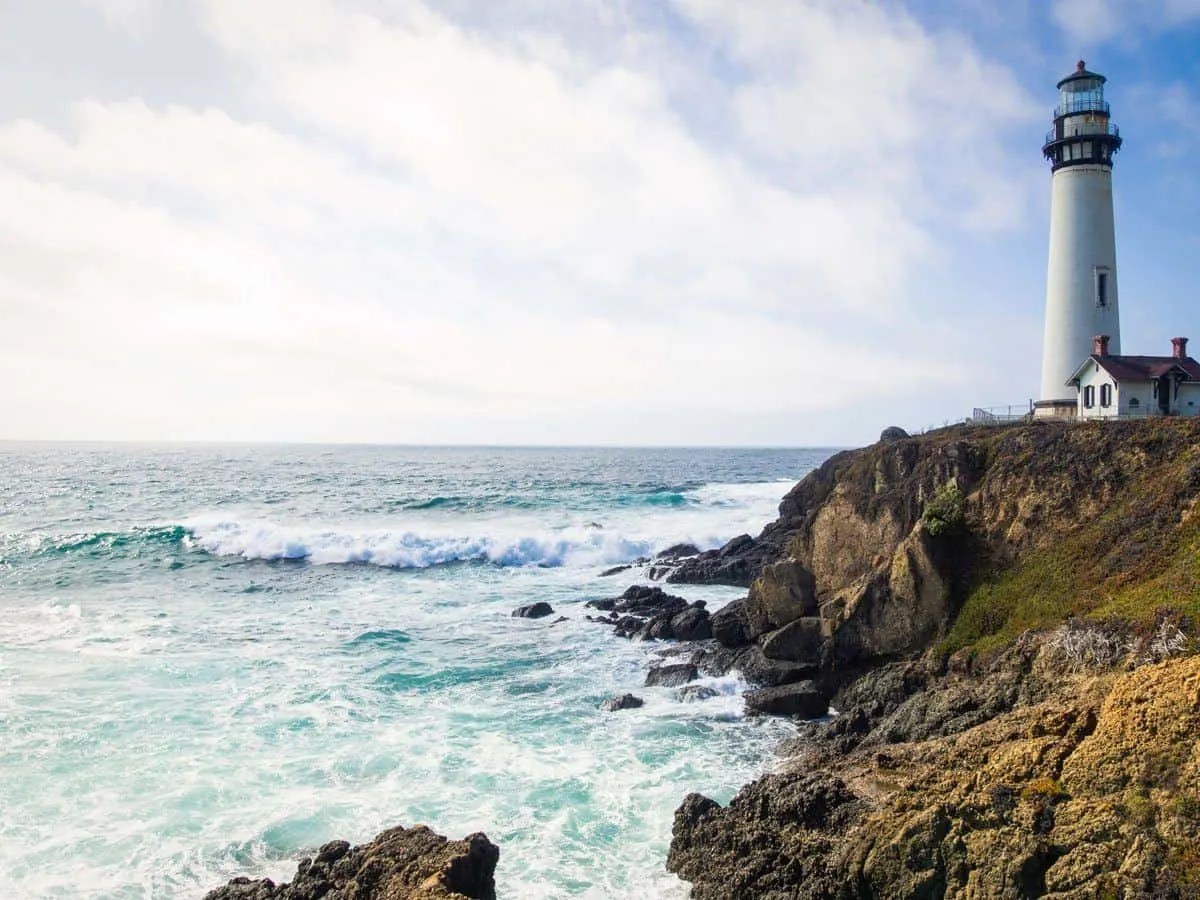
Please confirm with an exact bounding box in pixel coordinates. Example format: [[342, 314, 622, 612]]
[[0, 0, 1197, 445]]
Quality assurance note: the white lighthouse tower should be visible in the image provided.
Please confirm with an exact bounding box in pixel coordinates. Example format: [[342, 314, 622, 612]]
[[1036, 61, 1123, 417]]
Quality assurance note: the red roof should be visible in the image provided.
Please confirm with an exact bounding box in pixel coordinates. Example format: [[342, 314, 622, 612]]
[[1093, 355, 1200, 382]]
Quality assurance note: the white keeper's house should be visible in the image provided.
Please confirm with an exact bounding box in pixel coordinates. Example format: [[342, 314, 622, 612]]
[[1033, 61, 1196, 420], [1068, 336, 1200, 420]]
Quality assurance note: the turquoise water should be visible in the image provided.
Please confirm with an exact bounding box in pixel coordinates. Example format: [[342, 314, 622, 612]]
[[0, 445, 829, 898]]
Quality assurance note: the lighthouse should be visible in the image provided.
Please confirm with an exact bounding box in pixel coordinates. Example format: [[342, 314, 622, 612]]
[[1036, 61, 1123, 417]]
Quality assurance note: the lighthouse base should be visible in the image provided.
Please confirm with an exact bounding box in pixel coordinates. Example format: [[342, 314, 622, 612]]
[[1033, 399, 1077, 420]]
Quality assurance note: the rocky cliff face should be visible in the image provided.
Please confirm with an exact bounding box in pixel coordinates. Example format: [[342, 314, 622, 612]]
[[669, 633, 1200, 899], [670, 419, 1200, 671], [205, 824, 499, 900], [666, 419, 1200, 898]]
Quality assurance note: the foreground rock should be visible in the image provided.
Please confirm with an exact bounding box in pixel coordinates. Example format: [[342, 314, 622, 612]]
[[206, 824, 499, 900], [511, 602, 554, 619], [669, 637, 1200, 899]]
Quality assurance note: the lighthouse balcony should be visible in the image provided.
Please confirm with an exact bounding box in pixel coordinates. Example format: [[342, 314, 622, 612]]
[[1044, 122, 1120, 147]]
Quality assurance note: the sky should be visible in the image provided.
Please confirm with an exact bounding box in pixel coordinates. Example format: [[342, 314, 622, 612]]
[[1, 0, 1198, 446]]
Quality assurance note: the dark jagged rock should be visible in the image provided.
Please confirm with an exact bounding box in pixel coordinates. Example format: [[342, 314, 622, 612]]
[[737, 646, 818, 687], [599, 694, 644, 712], [204, 824, 498, 900], [677, 685, 719, 703], [686, 642, 816, 687], [759, 617, 824, 666], [657, 542, 701, 560], [744, 682, 827, 718], [691, 644, 749, 679], [669, 603, 712, 641], [587, 586, 706, 641], [645, 663, 698, 687], [709, 598, 751, 648], [511, 602, 554, 619], [598, 565, 631, 578], [879, 425, 910, 442], [613, 585, 687, 615], [668, 773, 864, 900]]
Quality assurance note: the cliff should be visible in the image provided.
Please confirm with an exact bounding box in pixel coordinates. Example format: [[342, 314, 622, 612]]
[[664, 419, 1200, 899], [670, 418, 1200, 667]]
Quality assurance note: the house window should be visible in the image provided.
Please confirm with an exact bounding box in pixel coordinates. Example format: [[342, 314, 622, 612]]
[[1083, 385, 1096, 408], [1100, 384, 1112, 408], [1130, 397, 1140, 408], [1096, 269, 1109, 308]]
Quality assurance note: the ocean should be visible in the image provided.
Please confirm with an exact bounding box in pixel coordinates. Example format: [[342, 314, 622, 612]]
[[0, 444, 831, 899]]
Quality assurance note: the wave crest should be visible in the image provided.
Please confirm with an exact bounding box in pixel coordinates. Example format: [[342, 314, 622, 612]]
[[184, 518, 659, 570]]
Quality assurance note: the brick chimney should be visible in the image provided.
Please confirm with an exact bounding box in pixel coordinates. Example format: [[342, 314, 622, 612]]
[[1093, 334, 1111, 357], [1172, 337, 1188, 359]]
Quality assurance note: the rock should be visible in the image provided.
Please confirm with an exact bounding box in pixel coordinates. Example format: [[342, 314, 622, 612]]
[[598, 565, 631, 577], [710, 598, 751, 648], [639, 613, 677, 641], [759, 617, 824, 666], [669, 649, 1200, 900], [665, 534, 774, 588], [645, 663, 699, 687], [744, 559, 817, 639], [667, 773, 862, 900], [600, 694, 644, 712], [587, 586, 693, 640], [720, 534, 755, 557], [692, 644, 750, 678], [744, 681, 827, 718], [550, 617, 568, 625], [678, 685, 719, 703], [613, 585, 688, 616], [879, 425, 910, 442], [512, 602, 554, 619], [204, 824, 498, 900], [669, 603, 712, 641], [737, 646, 817, 687], [656, 542, 701, 560]]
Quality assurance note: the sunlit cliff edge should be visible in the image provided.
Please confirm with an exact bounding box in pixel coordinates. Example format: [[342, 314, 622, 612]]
[[666, 418, 1200, 898]]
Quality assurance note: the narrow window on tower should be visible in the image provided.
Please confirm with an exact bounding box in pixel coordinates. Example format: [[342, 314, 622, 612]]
[[1096, 269, 1109, 308]]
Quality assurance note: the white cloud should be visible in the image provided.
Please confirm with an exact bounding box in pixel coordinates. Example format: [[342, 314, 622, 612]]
[[78, 0, 159, 36], [1052, 0, 1200, 45], [0, 0, 1044, 442]]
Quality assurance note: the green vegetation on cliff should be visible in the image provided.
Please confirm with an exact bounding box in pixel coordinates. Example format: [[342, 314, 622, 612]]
[[943, 418, 1200, 654]]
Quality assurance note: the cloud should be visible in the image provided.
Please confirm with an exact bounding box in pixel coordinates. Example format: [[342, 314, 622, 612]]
[[78, 0, 159, 37], [1051, 0, 1200, 45], [0, 0, 1043, 442]]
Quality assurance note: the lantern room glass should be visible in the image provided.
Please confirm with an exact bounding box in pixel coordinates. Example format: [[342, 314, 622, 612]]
[[1058, 78, 1107, 116]]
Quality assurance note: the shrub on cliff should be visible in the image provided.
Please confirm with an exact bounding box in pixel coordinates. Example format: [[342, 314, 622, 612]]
[[922, 482, 966, 537]]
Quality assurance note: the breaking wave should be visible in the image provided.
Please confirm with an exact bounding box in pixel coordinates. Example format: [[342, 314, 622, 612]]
[[4, 481, 795, 571], [182, 518, 663, 569]]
